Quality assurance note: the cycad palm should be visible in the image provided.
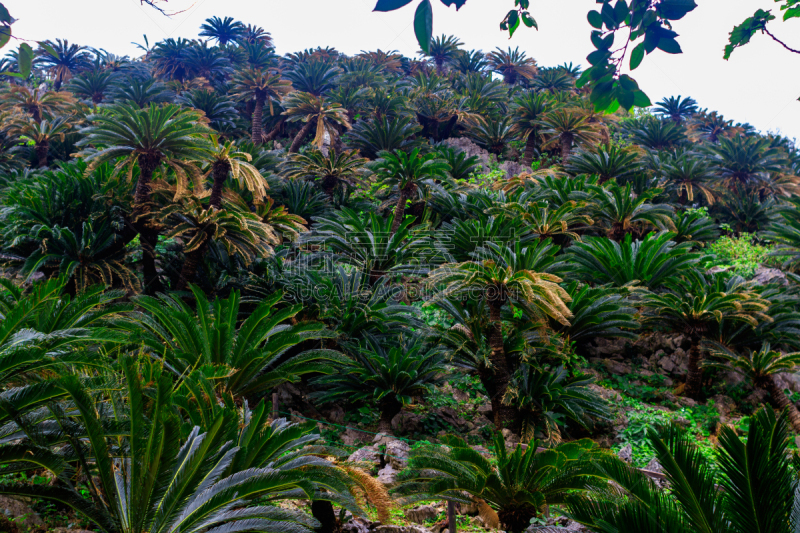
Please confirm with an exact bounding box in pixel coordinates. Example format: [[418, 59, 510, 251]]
[[371, 147, 450, 234], [202, 135, 268, 209], [427, 242, 572, 428], [705, 341, 800, 432], [539, 108, 602, 161], [7, 115, 73, 168], [76, 103, 212, 293], [395, 432, 613, 533], [230, 69, 293, 144], [568, 407, 798, 533], [282, 92, 351, 153], [283, 148, 368, 201], [125, 286, 343, 397], [642, 274, 771, 399], [510, 91, 551, 166]]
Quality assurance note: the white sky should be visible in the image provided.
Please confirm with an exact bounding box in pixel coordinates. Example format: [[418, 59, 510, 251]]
[[5, 0, 800, 141]]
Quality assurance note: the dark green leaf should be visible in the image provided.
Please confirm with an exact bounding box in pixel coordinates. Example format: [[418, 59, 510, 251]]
[[37, 41, 58, 58], [618, 74, 639, 91], [614, 0, 630, 24], [521, 11, 537, 28], [633, 90, 652, 107], [440, 0, 466, 9], [617, 88, 635, 110], [18, 42, 33, 78], [508, 10, 520, 37], [629, 42, 645, 69], [414, 0, 433, 54], [658, 0, 697, 20], [0, 26, 9, 49], [588, 10, 603, 28], [657, 37, 682, 54], [0, 4, 10, 24], [374, 0, 415, 11], [602, 2, 618, 29], [587, 49, 611, 66]]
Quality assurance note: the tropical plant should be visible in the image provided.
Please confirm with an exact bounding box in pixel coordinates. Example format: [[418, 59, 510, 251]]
[[76, 103, 212, 293], [588, 182, 674, 241], [314, 333, 445, 433], [0, 86, 76, 122], [176, 88, 239, 131], [230, 69, 293, 143], [427, 242, 572, 428], [487, 47, 538, 85], [283, 148, 367, 201], [641, 274, 770, 398], [371, 148, 450, 234], [35, 38, 92, 90], [507, 364, 611, 442], [653, 95, 699, 123], [67, 68, 114, 105], [109, 75, 174, 107], [539, 108, 603, 161], [469, 116, 516, 157], [553, 282, 638, 346], [282, 92, 351, 153], [567, 231, 701, 289], [199, 15, 245, 45], [705, 341, 800, 432], [422, 34, 463, 73], [395, 433, 615, 533], [568, 407, 799, 533], [344, 116, 422, 159], [566, 144, 642, 184], [7, 115, 73, 168], [285, 60, 342, 96], [124, 286, 343, 397]]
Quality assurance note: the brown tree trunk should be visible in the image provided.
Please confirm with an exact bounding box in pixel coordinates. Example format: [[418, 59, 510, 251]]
[[209, 160, 231, 210], [35, 142, 49, 168], [175, 242, 207, 292], [92, 93, 103, 106], [262, 119, 285, 143], [684, 338, 704, 400], [487, 298, 516, 431], [290, 119, 316, 153], [134, 152, 163, 295], [522, 134, 537, 168], [252, 96, 265, 144], [378, 395, 402, 435], [390, 189, 409, 236], [311, 500, 338, 533], [560, 133, 574, 161], [765, 375, 800, 434]]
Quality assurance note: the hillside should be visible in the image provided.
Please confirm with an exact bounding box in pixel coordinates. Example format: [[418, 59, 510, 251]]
[[0, 10, 798, 533]]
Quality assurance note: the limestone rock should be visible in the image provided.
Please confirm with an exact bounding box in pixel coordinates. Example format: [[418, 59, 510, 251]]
[[377, 464, 398, 486], [384, 439, 411, 470], [617, 443, 633, 463], [405, 505, 439, 524], [376, 526, 433, 533], [348, 445, 382, 469], [0, 496, 45, 530], [753, 266, 787, 286]]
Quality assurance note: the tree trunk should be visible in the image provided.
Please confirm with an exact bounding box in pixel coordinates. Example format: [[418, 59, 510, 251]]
[[35, 142, 48, 168], [378, 395, 402, 435], [134, 153, 163, 295], [92, 93, 103, 106], [684, 338, 704, 399], [209, 160, 231, 210], [560, 133, 574, 161], [252, 97, 264, 144], [311, 500, 338, 533], [175, 242, 207, 292], [522, 134, 537, 168], [390, 189, 409, 236], [765, 375, 800, 433], [487, 298, 516, 431], [262, 119, 285, 143], [290, 119, 316, 153]]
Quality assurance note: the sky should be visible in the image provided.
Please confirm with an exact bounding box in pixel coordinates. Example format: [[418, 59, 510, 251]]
[[5, 0, 800, 141]]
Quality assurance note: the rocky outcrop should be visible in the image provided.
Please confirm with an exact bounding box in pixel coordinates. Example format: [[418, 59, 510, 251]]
[[442, 137, 527, 178], [405, 505, 440, 524]]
